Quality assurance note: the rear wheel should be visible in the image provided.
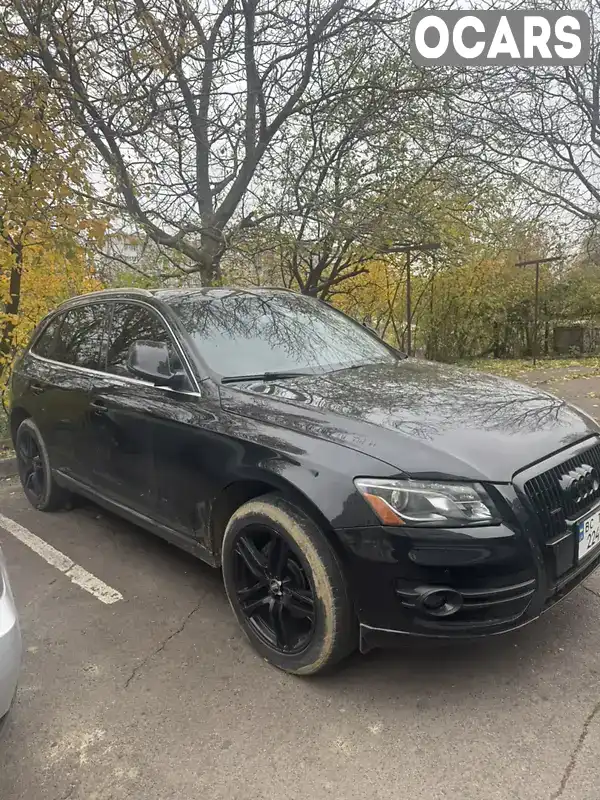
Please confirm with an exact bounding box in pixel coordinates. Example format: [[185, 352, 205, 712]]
[[222, 493, 356, 675], [15, 419, 70, 511]]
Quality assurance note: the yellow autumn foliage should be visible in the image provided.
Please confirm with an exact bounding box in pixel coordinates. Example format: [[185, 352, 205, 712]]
[[0, 236, 102, 377], [0, 43, 107, 392]]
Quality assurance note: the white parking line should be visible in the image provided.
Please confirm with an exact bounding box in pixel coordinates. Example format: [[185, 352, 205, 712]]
[[0, 512, 123, 604]]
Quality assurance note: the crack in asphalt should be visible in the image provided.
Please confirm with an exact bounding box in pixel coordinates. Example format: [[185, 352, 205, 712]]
[[124, 600, 203, 689], [550, 699, 600, 799], [583, 584, 600, 602]]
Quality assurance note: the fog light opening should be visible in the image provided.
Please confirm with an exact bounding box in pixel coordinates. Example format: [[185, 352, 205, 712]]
[[417, 587, 463, 617]]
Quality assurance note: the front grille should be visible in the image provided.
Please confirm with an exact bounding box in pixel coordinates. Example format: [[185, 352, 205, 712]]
[[523, 441, 600, 539]]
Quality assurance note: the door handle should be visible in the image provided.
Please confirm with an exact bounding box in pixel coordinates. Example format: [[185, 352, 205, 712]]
[[30, 382, 47, 395], [90, 399, 108, 415]]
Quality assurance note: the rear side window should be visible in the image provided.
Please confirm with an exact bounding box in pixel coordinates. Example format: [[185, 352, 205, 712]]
[[31, 315, 64, 358], [53, 304, 107, 369], [106, 303, 173, 377]]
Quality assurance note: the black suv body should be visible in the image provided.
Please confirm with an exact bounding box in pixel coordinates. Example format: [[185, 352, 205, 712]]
[[9, 287, 600, 673]]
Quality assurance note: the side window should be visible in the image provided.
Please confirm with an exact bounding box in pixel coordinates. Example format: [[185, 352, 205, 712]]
[[106, 303, 177, 378], [53, 305, 107, 369], [31, 314, 64, 358]]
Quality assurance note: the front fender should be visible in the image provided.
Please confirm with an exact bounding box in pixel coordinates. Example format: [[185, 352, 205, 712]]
[[216, 435, 398, 533]]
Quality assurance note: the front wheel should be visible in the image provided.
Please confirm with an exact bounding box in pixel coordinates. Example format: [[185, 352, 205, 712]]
[[222, 493, 356, 675], [15, 418, 70, 511]]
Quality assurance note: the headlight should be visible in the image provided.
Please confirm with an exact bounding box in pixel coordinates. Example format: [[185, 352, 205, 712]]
[[354, 478, 500, 527]]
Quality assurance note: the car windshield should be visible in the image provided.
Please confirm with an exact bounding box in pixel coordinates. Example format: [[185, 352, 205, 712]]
[[165, 290, 397, 379]]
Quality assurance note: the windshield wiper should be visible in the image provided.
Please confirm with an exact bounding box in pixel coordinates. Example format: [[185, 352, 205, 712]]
[[221, 370, 313, 384]]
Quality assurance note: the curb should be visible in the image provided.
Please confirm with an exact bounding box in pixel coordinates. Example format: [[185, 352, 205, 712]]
[[0, 458, 18, 478]]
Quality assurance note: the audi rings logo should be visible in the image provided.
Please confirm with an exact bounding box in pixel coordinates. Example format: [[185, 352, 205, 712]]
[[558, 464, 600, 505]]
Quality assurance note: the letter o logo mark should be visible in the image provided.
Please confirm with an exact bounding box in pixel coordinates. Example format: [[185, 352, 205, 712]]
[[414, 15, 450, 59]]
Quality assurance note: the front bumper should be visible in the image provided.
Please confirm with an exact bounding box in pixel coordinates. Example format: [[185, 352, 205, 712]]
[[335, 482, 600, 650], [0, 554, 21, 721]]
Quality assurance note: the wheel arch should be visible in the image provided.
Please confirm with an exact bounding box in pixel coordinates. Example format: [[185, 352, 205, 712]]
[[209, 474, 338, 565], [9, 406, 30, 446]]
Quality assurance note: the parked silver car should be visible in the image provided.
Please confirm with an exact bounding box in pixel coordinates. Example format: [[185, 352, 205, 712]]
[[0, 547, 21, 732]]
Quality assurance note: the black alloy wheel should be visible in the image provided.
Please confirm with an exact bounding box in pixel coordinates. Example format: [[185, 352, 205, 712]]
[[232, 525, 316, 655], [222, 494, 357, 674], [15, 418, 69, 511], [17, 428, 46, 504]]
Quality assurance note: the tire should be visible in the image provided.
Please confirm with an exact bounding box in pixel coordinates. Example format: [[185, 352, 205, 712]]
[[15, 418, 70, 511], [222, 493, 357, 675]]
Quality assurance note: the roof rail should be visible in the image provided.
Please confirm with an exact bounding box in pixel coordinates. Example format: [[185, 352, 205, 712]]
[[57, 287, 154, 307]]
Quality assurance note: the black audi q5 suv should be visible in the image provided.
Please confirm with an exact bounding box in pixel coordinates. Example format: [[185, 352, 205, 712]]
[[9, 287, 600, 673]]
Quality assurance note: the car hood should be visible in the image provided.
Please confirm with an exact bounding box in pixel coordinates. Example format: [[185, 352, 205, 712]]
[[219, 359, 599, 481]]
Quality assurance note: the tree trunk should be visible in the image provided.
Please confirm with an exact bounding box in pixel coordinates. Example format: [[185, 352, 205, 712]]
[[198, 225, 224, 285], [0, 243, 23, 365]]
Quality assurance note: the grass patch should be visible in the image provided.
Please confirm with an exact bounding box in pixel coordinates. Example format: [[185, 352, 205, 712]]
[[464, 356, 600, 380]]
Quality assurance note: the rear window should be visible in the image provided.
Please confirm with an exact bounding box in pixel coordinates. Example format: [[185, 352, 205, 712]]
[[31, 315, 64, 358], [33, 304, 107, 370], [55, 305, 107, 369]]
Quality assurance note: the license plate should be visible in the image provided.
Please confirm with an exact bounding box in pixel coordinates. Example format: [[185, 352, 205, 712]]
[[577, 509, 600, 561]]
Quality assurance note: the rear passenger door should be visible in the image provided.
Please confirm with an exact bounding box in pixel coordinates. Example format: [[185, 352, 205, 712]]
[[26, 303, 108, 477], [83, 302, 184, 516]]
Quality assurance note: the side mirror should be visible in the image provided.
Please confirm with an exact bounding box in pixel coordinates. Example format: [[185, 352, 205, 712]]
[[127, 340, 175, 386]]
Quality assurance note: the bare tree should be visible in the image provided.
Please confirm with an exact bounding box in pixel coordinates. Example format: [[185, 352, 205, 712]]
[[7, 0, 401, 285], [229, 40, 456, 298], [441, 1, 600, 231]]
